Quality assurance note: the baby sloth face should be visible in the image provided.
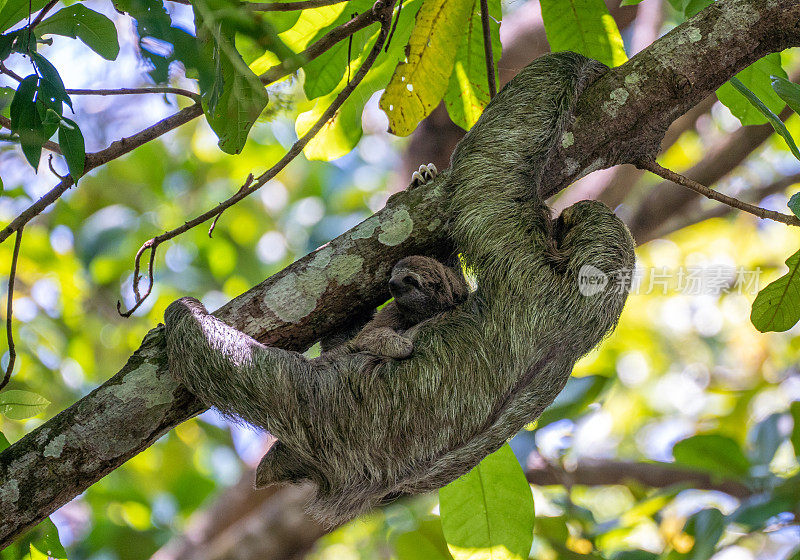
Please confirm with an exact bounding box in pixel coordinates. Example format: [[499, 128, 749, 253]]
[[388, 256, 469, 324]]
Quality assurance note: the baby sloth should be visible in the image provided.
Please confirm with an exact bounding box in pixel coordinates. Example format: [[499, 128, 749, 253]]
[[345, 255, 469, 359]]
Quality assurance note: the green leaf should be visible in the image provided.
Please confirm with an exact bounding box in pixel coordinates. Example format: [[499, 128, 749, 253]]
[[750, 249, 800, 332], [58, 117, 85, 180], [716, 55, 787, 126], [748, 413, 782, 467], [619, 0, 645, 5], [396, 520, 453, 560], [672, 434, 750, 480], [296, 0, 422, 160], [0, 86, 12, 117], [684, 508, 725, 560], [772, 76, 800, 116], [539, 0, 627, 68], [0, 0, 48, 33], [536, 375, 610, 428], [9, 75, 46, 169], [379, 0, 474, 136], [300, 0, 373, 100], [790, 401, 800, 458], [195, 0, 269, 154], [30, 52, 72, 111], [0, 389, 50, 419], [726, 75, 800, 162], [729, 493, 793, 530], [443, 0, 501, 131], [683, 0, 713, 17], [37, 4, 120, 61], [0, 430, 9, 451], [789, 193, 800, 219], [439, 444, 534, 560]]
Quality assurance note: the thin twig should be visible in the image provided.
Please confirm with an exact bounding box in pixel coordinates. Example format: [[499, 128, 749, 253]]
[[0, 104, 204, 244], [638, 160, 800, 227], [260, 6, 382, 84], [0, 62, 24, 82], [247, 0, 347, 11], [120, 0, 397, 316], [28, 0, 59, 30], [66, 87, 201, 102], [479, 0, 496, 98], [1, 228, 24, 391]]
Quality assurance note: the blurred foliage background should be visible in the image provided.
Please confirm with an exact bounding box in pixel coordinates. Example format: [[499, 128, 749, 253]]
[[1, 0, 800, 559]]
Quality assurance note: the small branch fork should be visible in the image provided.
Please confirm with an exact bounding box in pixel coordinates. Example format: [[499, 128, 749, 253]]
[[638, 160, 800, 228], [118, 0, 397, 316]]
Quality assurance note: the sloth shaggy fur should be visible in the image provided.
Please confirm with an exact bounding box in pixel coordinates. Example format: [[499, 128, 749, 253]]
[[164, 51, 636, 525]]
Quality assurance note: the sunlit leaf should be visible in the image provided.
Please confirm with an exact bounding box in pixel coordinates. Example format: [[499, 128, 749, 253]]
[[539, 0, 627, 68], [0, 430, 9, 451], [58, 117, 86, 180], [379, 0, 473, 136], [296, 0, 422, 160], [717, 55, 787, 126], [443, 0, 501, 131], [439, 444, 534, 560], [37, 4, 121, 61], [751, 249, 800, 332], [672, 434, 750, 479], [0, 389, 51, 419], [396, 519, 453, 560]]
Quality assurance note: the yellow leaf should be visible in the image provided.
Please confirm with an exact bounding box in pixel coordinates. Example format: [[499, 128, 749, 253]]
[[379, 0, 473, 136]]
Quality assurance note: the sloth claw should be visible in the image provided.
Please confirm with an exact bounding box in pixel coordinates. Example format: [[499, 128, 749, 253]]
[[410, 163, 438, 187]]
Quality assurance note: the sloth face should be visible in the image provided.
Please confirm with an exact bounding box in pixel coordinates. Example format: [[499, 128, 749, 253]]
[[389, 256, 468, 323]]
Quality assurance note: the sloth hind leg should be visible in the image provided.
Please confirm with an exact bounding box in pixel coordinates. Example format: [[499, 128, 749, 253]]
[[255, 441, 308, 488]]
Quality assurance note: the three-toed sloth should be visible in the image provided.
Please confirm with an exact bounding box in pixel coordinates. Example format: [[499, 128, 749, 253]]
[[164, 51, 636, 525]]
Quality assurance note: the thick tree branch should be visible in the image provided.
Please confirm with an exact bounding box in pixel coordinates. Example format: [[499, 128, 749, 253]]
[[1, 0, 798, 547]]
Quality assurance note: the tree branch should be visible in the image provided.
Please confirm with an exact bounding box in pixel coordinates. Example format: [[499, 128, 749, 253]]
[[1, 0, 798, 546], [0, 104, 203, 244]]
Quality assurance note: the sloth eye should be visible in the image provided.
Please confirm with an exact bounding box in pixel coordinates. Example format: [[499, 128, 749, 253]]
[[404, 276, 421, 289]]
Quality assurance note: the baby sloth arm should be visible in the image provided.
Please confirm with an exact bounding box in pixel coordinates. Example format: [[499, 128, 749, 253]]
[[350, 303, 413, 359]]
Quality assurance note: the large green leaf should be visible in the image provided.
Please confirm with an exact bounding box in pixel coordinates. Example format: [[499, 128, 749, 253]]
[[0, 430, 9, 451], [750, 249, 800, 332], [439, 444, 534, 560], [672, 434, 750, 480], [772, 76, 800, 116], [194, 0, 269, 154], [717, 55, 787, 126], [379, 0, 473, 136], [539, 0, 627, 68], [443, 0, 501, 131], [0, 0, 48, 33], [296, 0, 422, 160], [37, 4, 120, 61], [0, 389, 50, 419]]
